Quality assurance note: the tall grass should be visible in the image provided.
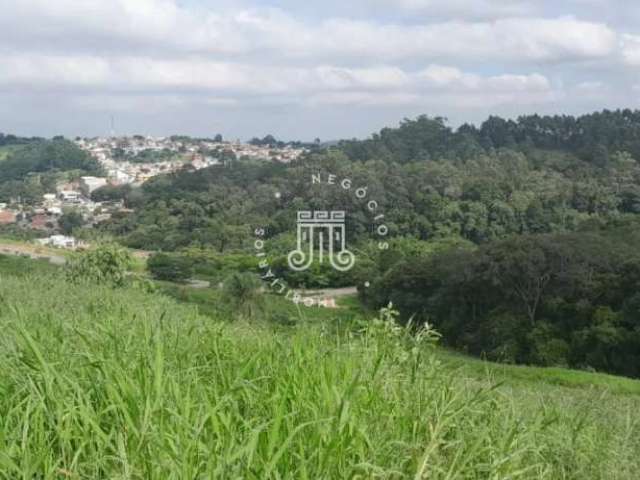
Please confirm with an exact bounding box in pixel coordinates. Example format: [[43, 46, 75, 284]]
[[0, 273, 638, 478]]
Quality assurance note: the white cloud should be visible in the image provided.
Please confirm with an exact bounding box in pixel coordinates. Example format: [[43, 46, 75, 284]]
[[0, 54, 413, 94], [382, 0, 536, 19], [0, 0, 637, 139], [621, 34, 640, 66], [484, 74, 551, 92], [419, 65, 465, 86], [315, 66, 410, 90], [306, 92, 421, 107], [0, 2, 618, 63], [573, 81, 608, 101], [71, 94, 239, 113], [71, 94, 190, 112], [576, 81, 604, 90], [223, 15, 616, 63], [0, 52, 558, 109], [418, 66, 550, 92]]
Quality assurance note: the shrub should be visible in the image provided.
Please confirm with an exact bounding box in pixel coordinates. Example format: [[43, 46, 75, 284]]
[[147, 252, 194, 282], [59, 209, 84, 235], [65, 243, 132, 287], [222, 272, 265, 320]]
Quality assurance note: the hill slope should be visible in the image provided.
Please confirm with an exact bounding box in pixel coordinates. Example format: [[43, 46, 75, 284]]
[[0, 265, 638, 478]]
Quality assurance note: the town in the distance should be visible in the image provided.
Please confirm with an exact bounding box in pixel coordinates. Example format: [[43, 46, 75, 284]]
[[0, 134, 309, 249]]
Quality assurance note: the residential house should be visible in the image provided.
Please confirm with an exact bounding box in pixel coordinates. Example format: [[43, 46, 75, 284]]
[[31, 214, 54, 231], [59, 191, 82, 205], [37, 235, 77, 249], [80, 176, 108, 195], [0, 210, 17, 225]]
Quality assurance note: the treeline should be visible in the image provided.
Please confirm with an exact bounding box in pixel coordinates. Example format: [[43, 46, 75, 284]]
[[0, 132, 43, 146], [361, 227, 640, 378], [248, 134, 322, 149], [339, 109, 640, 165]]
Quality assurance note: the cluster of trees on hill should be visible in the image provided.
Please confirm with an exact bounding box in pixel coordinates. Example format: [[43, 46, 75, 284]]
[[360, 227, 640, 378], [248, 134, 322, 149], [0, 139, 102, 204], [0, 132, 42, 146], [339, 109, 640, 165]]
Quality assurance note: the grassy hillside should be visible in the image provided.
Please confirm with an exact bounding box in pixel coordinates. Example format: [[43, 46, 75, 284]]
[[0, 261, 638, 478]]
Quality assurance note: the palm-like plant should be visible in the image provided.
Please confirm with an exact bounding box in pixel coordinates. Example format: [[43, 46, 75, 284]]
[[222, 272, 265, 320]]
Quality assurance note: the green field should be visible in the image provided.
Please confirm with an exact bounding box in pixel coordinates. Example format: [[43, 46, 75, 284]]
[[0, 255, 638, 478]]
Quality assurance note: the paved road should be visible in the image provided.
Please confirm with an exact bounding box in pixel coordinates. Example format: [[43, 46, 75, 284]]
[[294, 286, 358, 298], [186, 279, 211, 289], [289, 286, 359, 308]]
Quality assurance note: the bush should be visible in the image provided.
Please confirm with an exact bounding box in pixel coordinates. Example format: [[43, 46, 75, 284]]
[[91, 184, 132, 202], [222, 272, 265, 320], [65, 244, 132, 287], [59, 210, 84, 235], [147, 253, 195, 282]]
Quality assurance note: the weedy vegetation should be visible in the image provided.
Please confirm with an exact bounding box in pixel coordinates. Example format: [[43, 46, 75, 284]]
[[0, 257, 638, 478]]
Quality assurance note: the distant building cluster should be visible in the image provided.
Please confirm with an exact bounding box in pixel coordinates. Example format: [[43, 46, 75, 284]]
[[0, 179, 127, 249], [75, 136, 307, 187], [0, 135, 308, 251]]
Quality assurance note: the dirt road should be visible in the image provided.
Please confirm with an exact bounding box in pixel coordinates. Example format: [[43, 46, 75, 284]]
[[0, 242, 66, 265]]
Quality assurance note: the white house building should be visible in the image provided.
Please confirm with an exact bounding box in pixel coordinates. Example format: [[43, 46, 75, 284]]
[[80, 176, 108, 195]]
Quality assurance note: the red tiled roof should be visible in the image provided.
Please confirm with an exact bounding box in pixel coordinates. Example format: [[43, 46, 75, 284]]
[[0, 210, 17, 224], [30, 214, 50, 230]]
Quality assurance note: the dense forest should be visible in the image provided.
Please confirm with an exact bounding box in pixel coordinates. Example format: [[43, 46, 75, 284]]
[[360, 229, 640, 377]]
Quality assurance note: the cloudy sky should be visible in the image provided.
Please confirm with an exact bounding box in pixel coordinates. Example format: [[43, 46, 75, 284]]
[[2, 0, 640, 141]]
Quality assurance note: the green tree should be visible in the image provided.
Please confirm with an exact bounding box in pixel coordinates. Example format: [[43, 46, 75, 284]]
[[147, 253, 194, 282], [65, 244, 132, 287], [59, 210, 84, 235]]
